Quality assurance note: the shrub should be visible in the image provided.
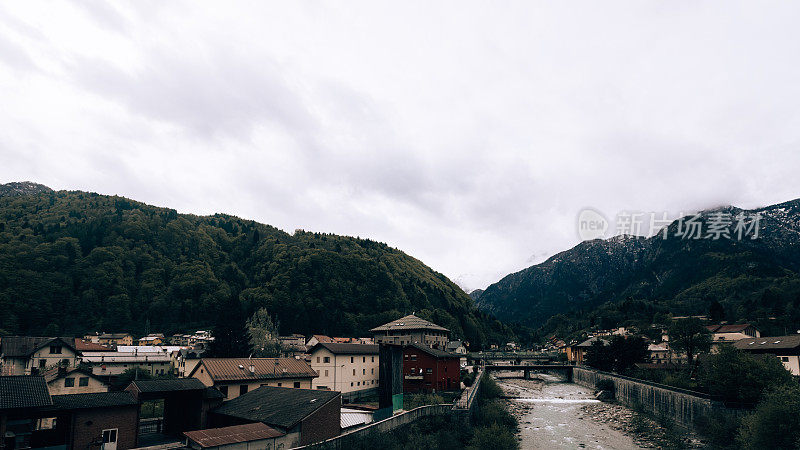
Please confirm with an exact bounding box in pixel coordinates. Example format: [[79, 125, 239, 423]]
[[466, 423, 519, 450], [596, 378, 614, 392], [737, 384, 800, 449]]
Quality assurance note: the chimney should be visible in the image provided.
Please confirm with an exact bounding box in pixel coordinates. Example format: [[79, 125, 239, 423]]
[[249, 364, 255, 374]]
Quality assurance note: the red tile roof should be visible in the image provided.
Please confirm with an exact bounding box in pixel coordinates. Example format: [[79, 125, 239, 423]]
[[193, 358, 317, 382], [73, 339, 111, 351], [184, 423, 285, 447]]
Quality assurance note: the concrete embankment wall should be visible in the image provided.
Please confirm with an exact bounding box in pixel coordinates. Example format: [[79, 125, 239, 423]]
[[573, 367, 724, 428]]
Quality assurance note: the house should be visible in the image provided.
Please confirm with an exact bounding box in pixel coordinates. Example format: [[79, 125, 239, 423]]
[[93, 333, 135, 347], [308, 343, 379, 396], [446, 341, 467, 355], [402, 343, 460, 393], [43, 366, 109, 395], [173, 348, 207, 378], [184, 422, 287, 450], [72, 339, 111, 352], [210, 386, 341, 447], [706, 324, 761, 352], [80, 351, 173, 378], [50, 392, 140, 450], [566, 336, 608, 365], [0, 336, 79, 375], [278, 334, 307, 353], [734, 334, 800, 375], [0, 376, 53, 450], [137, 334, 165, 346], [370, 314, 450, 349], [306, 335, 333, 348], [647, 343, 671, 364], [189, 358, 318, 400]]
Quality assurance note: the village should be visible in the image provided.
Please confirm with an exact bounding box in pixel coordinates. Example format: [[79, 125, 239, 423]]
[[0, 314, 473, 450]]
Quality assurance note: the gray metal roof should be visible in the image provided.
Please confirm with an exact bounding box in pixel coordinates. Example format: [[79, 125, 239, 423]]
[[369, 314, 449, 333], [0, 376, 52, 410], [733, 334, 800, 351], [52, 392, 138, 410], [213, 386, 340, 430]]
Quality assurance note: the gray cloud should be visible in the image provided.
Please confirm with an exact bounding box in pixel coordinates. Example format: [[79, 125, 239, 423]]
[[1, 1, 800, 291]]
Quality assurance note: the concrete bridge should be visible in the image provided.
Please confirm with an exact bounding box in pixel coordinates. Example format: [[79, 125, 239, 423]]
[[483, 364, 573, 382]]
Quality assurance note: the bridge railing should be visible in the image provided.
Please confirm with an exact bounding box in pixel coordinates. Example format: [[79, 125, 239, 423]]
[[454, 368, 483, 409]]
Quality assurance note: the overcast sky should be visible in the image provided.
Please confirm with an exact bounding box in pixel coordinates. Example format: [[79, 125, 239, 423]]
[[1, 2, 799, 290]]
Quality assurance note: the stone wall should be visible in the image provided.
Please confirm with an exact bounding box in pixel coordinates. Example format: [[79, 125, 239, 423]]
[[573, 366, 723, 429]]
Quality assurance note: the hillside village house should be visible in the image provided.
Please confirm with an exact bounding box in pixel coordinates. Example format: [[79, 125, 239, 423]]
[[734, 334, 800, 375], [85, 333, 135, 348], [184, 422, 288, 450], [43, 366, 110, 395], [402, 343, 460, 393], [707, 324, 761, 352], [370, 314, 450, 349], [190, 358, 318, 400], [210, 386, 341, 447], [308, 343, 379, 395], [80, 351, 173, 378], [0, 337, 79, 376], [306, 335, 334, 348]]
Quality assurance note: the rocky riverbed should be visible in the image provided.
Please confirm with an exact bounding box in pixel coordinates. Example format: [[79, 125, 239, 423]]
[[496, 376, 705, 449]]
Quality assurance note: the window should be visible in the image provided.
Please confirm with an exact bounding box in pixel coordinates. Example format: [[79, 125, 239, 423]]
[[323, 357, 330, 363], [426, 368, 432, 374], [102, 429, 117, 445], [372, 357, 375, 362], [371, 368, 374, 374], [219, 386, 228, 396], [39, 359, 47, 368], [350, 382, 354, 387], [277, 383, 282, 387], [352, 369, 356, 375], [316, 357, 320, 363], [362, 369, 365, 375], [363, 357, 366, 363], [294, 381, 301, 388], [317, 386, 328, 390], [64, 378, 75, 387], [357, 382, 360, 386], [350, 357, 354, 363], [324, 370, 329, 376], [411, 355, 417, 361], [79, 377, 89, 387], [49, 345, 62, 354], [781, 357, 790, 362], [239, 385, 248, 395]]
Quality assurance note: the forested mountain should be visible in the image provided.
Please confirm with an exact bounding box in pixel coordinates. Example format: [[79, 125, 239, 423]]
[[0, 183, 511, 350], [477, 199, 800, 337]]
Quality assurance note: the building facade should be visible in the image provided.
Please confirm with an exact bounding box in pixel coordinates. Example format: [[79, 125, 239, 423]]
[[370, 314, 449, 349], [734, 334, 800, 375], [190, 358, 317, 400], [0, 337, 80, 376], [402, 344, 460, 393], [44, 367, 110, 395], [308, 343, 379, 394]]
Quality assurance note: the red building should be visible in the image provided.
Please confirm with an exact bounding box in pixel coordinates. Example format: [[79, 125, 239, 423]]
[[402, 344, 460, 393]]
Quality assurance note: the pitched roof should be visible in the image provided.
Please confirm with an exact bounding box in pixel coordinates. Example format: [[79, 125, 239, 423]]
[[0, 336, 77, 358], [446, 341, 463, 350], [309, 343, 379, 355], [576, 336, 610, 347], [52, 392, 138, 410], [191, 358, 317, 382], [212, 386, 340, 430], [73, 339, 111, 351], [128, 378, 207, 393], [184, 423, 284, 447], [369, 314, 449, 333], [309, 335, 333, 344], [0, 376, 52, 410], [406, 343, 460, 359], [710, 324, 754, 334], [733, 335, 800, 351], [42, 366, 104, 384]]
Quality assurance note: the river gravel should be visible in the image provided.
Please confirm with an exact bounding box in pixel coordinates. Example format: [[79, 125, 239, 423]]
[[497, 377, 705, 449]]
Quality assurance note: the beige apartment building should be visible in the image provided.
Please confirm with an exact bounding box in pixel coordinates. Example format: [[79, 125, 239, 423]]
[[370, 314, 450, 349], [189, 357, 318, 400], [308, 343, 379, 394]]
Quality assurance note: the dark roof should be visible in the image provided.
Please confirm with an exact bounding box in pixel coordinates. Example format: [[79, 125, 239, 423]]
[[706, 324, 755, 333], [0, 376, 52, 410], [52, 392, 138, 410], [204, 387, 226, 400], [42, 367, 104, 384], [128, 378, 207, 393], [213, 386, 340, 430], [191, 358, 317, 382], [184, 423, 284, 447], [0, 336, 77, 358], [446, 341, 463, 350], [406, 343, 460, 359], [370, 314, 449, 333], [733, 335, 800, 351], [576, 336, 611, 348], [309, 343, 379, 355]]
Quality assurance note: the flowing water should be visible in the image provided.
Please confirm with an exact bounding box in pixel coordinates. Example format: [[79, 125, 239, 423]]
[[497, 376, 644, 449]]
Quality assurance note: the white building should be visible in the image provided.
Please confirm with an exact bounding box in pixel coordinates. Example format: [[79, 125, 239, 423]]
[[80, 351, 173, 377], [308, 343, 379, 394]]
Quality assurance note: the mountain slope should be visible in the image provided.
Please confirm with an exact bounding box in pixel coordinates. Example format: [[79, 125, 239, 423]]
[[477, 199, 800, 332], [0, 184, 511, 349]]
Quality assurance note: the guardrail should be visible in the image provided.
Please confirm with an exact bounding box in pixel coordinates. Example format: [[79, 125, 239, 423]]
[[454, 369, 483, 409]]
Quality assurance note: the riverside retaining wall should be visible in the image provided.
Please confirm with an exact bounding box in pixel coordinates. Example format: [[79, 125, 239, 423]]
[[573, 366, 725, 428]]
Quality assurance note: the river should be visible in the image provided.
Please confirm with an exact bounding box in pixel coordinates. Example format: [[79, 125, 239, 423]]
[[496, 376, 652, 449]]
